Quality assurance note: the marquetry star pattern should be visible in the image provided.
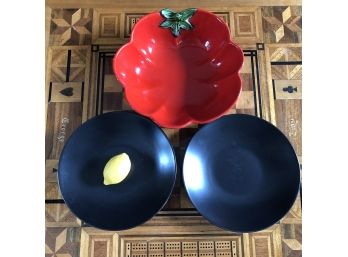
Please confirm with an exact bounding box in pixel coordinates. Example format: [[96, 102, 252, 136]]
[[45, 228, 80, 257], [281, 223, 302, 257], [262, 6, 302, 43], [50, 9, 92, 45]]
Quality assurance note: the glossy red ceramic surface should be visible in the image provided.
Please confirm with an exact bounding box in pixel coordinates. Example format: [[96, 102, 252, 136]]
[[113, 9, 244, 128]]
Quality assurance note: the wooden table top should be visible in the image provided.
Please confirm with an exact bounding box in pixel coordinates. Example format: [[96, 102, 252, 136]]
[[45, 3, 302, 257]]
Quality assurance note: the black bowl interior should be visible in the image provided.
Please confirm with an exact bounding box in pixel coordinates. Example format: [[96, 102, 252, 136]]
[[183, 114, 300, 232], [58, 111, 176, 230]]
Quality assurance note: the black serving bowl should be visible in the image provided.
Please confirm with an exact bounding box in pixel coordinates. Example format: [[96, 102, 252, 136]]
[[183, 114, 300, 232], [58, 111, 176, 230]]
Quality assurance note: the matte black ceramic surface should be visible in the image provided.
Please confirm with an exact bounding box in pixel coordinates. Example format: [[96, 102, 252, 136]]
[[58, 111, 176, 230], [183, 114, 300, 232]]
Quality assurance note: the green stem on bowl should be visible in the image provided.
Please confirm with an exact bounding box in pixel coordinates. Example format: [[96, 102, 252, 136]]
[[159, 8, 197, 37]]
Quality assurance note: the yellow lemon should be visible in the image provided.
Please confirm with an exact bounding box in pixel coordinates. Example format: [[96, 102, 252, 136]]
[[103, 153, 131, 185]]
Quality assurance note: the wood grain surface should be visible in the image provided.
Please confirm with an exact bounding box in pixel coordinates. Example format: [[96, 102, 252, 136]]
[[45, 102, 82, 159], [45, 3, 302, 257], [275, 100, 302, 156]]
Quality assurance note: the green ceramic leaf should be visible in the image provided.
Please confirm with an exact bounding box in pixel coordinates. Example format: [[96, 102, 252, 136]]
[[160, 20, 173, 28], [159, 8, 197, 37], [179, 21, 193, 30], [160, 9, 176, 19], [172, 23, 181, 37], [179, 8, 197, 21]]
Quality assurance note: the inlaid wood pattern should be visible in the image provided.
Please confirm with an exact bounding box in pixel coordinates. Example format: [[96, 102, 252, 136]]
[[46, 227, 81, 257], [80, 224, 282, 257], [92, 9, 122, 44], [280, 223, 301, 257], [45, 103, 82, 203], [46, 45, 91, 124], [88, 8, 264, 45], [269, 47, 301, 62], [271, 65, 301, 80], [45, 47, 92, 225], [262, 6, 301, 43], [96, 54, 130, 114], [49, 48, 88, 83], [50, 8, 92, 45], [269, 47, 302, 93], [273, 80, 301, 100], [125, 13, 147, 37], [265, 43, 301, 257], [274, 99, 302, 156], [265, 45, 302, 159], [235, 12, 256, 36], [230, 7, 262, 44], [46, 181, 62, 200], [50, 82, 83, 102], [46, 204, 81, 227], [91, 10, 150, 43], [224, 50, 260, 116], [46, 159, 58, 183], [247, 225, 282, 257], [45, 102, 82, 160], [125, 238, 242, 257]]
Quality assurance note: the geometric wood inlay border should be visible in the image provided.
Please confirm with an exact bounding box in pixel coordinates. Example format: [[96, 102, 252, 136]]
[[92, 9, 122, 44], [230, 7, 263, 44], [80, 224, 282, 257], [124, 13, 148, 38]]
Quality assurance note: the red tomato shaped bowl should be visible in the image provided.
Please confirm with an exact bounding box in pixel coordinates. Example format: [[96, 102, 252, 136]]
[[113, 8, 244, 128]]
